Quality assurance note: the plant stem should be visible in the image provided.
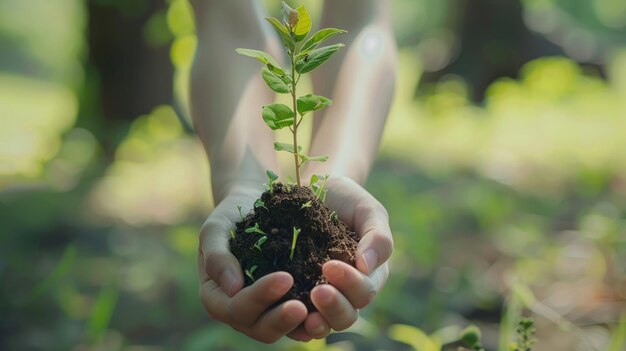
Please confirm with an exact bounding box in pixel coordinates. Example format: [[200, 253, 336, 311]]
[[290, 53, 301, 186]]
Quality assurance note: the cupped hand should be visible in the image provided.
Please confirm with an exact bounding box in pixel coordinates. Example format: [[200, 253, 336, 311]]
[[288, 176, 394, 341], [198, 184, 308, 343]]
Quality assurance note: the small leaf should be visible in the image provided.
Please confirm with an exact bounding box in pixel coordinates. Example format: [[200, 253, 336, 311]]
[[297, 94, 332, 115], [266, 170, 279, 182], [300, 154, 329, 163], [294, 6, 311, 41], [265, 17, 295, 52], [309, 174, 319, 187], [274, 142, 302, 154], [262, 104, 294, 130], [261, 67, 290, 94], [236, 48, 285, 75], [301, 28, 346, 53], [281, 2, 298, 29], [296, 44, 345, 74]]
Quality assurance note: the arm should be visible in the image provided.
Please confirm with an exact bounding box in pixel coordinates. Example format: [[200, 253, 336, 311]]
[[190, 0, 308, 343], [290, 0, 397, 340]]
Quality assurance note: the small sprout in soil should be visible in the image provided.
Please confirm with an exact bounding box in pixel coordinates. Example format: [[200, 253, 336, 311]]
[[253, 236, 268, 252], [266, 170, 279, 193], [236, 205, 244, 220], [513, 318, 536, 351], [290, 227, 301, 260], [245, 265, 258, 282], [300, 201, 312, 209], [229, 228, 236, 239], [329, 211, 338, 222], [254, 198, 268, 210], [310, 174, 329, 202], [245, 223, 266, 235]]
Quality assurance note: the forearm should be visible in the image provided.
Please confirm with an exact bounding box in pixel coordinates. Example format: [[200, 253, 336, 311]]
[[304, 0, 397, 185], [190, 0, 280, 202]]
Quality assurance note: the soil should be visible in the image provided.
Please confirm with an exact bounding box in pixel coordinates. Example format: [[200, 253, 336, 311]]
[[229, 182, 359, 311]]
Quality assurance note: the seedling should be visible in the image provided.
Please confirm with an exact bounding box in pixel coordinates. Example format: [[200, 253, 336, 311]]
[[244, 265, 258, 282], [310, 174, 329, 201], [236, 205, 244, 220], [254, 198, 268, 210], [513, 318, 536, 351], [266, 170, 279, 193], [237, 2, 346, 186], [460, 325, 486, 351], [329, 211, 338, 222], [245, 223, 266, 235], [290, 227, 301, 260], [229, 228, 236, 239], [253, 236, 268, 252], [300, 201, 312, 209]]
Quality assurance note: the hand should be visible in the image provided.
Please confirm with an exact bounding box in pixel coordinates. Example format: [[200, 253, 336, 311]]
[[288, 176, 394, 341], [198, 184, 308, 343]]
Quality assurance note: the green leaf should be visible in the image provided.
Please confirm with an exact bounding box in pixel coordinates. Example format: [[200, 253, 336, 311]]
[[297, 94, 332, 115], [300, 154, 329, 163], [266, 169, 279, 182], [301, 28, 346, 53], [262, 67, 290, 94], [281, 2, 298, 29], [265, 17, 295, 52], [235, 48, 285, 75], [274, 142, 302, 154], [262, 104, 294, 130], [294, 6, 311, 41], [296, 44, 345, 74]]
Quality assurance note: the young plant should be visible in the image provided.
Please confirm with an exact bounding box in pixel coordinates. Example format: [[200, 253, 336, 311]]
[[300, 201, 312, 209], [236, 205, 244, 220], [245, 223, 266, 235], [244, 265, 258, 282], [513, 318, 537, 351], [237, 2, 346, 186], [329, 210, 338, 222], [254, 198, 267, 210], [229, 228, 236, 239], [460, 325, 486, 351], [290, 227, 301, 260], [310, 174, 329, 201], [266, 170, 279, 193], [253, 236, 268, 252]]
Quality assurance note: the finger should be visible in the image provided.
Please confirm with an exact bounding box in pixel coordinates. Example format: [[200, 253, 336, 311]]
[[250, 300, 308, 344], [228, 272, 293, 325], [304, 311, 331, 339], [323, 260, 375, 309], [200, 217, 244, 297], [310, 284, 358, 331], [354, 204, 393, 275], [199, 279, 230, 322], [287, 325, 314, 342]]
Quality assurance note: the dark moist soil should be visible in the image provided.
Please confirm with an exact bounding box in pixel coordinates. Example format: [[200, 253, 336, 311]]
[[229, 182, 359, 312]]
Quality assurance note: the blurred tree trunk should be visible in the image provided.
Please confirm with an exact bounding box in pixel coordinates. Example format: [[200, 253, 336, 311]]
[[86, 0, 173, 155]]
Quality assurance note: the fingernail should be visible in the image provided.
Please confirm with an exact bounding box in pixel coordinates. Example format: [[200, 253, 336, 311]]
[[311, 323, 326, 336], [221, 270, 236, 296], [362, 249, 378, 274], [326, 262, 344, 280]]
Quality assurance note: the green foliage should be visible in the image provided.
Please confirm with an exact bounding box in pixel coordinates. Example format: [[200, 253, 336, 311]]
[[310, 174, 329, 201], [236, 205, 244, 220], [289, 227, 301, 260], [236, 2, 345, 185], [262, 103, 294, 130], [266, 170, 279, 193], [245, 223, 266, 235], [274, 142, 302, 154], [300, 201, 312, 209], [297, 94, 332, 116], [295, 44, 345, 74], [329, 210, 338, 222], [229, 228, 235, 239], [254, 198, 267, 210], [245, 265, 258, 282], [253, 236, 268, 252], [461, 325, 486, 351], [512, 318, 536, 351]]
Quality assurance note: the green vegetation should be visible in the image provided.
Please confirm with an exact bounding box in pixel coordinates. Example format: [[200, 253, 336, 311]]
[[236, 2, 345, 186], [290, 227, 302, 260], [244, 223, 266, 235]]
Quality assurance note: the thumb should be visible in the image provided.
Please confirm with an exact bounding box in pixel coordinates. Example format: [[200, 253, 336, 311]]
[[200, 218, 244, 297]]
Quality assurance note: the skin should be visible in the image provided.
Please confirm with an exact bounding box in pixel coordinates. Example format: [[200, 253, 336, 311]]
[[190, 0, 396, 343]]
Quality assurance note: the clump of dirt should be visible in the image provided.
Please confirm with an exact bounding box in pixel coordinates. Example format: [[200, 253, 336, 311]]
[[229, 182, 359, 311]]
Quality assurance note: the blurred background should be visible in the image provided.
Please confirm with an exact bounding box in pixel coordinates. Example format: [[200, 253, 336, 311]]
[[1, 0, 625, 350]]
